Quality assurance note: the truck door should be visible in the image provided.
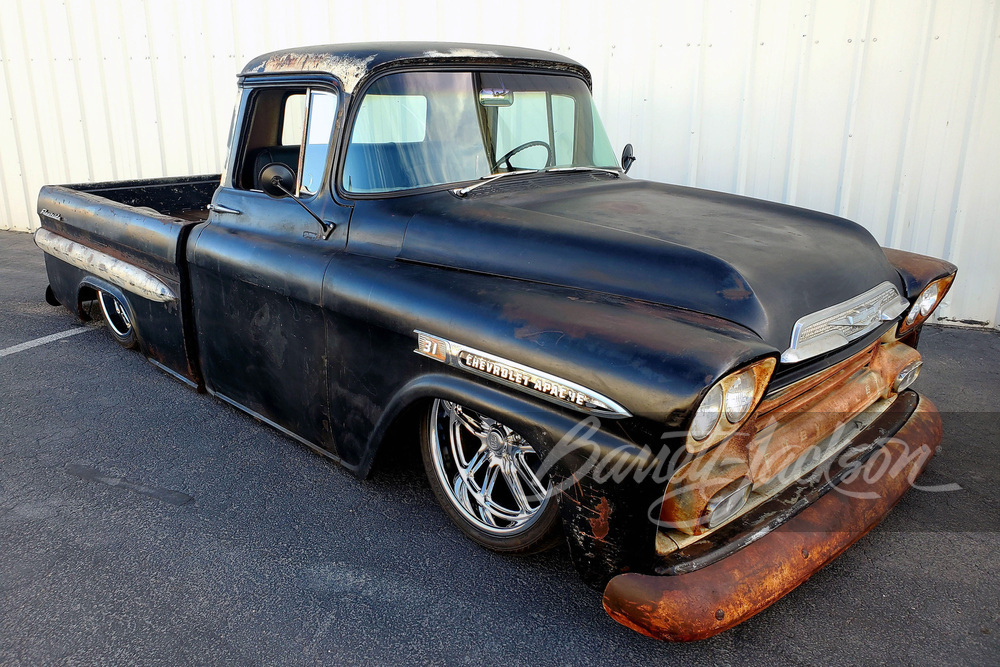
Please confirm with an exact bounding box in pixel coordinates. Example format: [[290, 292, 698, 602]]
[[187, 83, 350, 454]]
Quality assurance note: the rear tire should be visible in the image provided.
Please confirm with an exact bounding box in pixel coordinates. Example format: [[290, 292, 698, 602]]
[[420, 398, 561, 554], [97, 290, 137, 349], [45, 285, 61, 307]]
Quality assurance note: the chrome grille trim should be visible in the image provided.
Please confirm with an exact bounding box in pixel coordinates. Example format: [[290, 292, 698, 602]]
[[781, 281, 908, 364]]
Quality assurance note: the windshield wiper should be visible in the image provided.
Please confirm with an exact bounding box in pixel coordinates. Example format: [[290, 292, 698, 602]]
[[543, 166, 622, 177], [452, 166, 621, 197], [452, 170, 539, 197]]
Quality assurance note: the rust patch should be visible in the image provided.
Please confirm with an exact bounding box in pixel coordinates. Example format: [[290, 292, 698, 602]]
[[883, 247, 957, 295], [421, 47, 501, 59], [663, 339, 922, 534], [589, 497, 612, 540], [603, 397, 943, 641], [757, 340, 878, 413], [717, 274, 754, 301], [249, 52, 377, 92]]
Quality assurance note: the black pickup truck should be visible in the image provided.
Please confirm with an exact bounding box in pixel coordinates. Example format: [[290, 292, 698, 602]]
[[35, 42, 957, 641]]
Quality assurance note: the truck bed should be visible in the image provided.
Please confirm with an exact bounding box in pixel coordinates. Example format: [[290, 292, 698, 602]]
[[35, 174, 222, 386], [61, 174, 220, 221]]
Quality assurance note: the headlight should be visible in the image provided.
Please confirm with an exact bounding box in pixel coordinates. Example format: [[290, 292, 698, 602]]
[[690, 384, 723, 441], [686, 357, 776, 454], [917, 281, 940, 316], [723, 370, 755, 423], [899, 274, 955, 335]]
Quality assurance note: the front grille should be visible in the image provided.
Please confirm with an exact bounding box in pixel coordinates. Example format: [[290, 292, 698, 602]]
[[797, 287, 900, 342], [782, 281, 908, 363]]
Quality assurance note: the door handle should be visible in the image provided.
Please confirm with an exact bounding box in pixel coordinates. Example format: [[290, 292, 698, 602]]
[[207, 203, 242, 215]]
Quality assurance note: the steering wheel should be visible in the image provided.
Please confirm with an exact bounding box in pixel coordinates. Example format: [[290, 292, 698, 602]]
[[493, 140, 554, 171]]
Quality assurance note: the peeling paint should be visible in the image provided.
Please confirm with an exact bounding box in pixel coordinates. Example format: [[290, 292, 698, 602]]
[[589, 497, 612, 540], [249, 53, 378, 93], [421, 48, 501, 59]]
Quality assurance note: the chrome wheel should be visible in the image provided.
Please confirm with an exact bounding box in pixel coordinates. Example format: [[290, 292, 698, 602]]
[[428, 399, 552, 536], [97, 290, 136, 348]]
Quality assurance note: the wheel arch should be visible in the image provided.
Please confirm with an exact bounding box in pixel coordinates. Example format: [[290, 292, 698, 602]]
[[358, 370, 651, 481], [77, 276, 143, 345]]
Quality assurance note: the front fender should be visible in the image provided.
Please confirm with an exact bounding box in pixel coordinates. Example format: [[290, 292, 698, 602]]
[[360, 372, 653, 477], [362, 370, 673, 584], [323, 254, 777, 440], [321, 255, 779, 582], [882, 247, 957, 298]]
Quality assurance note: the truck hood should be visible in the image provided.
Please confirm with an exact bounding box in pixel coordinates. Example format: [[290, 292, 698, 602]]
[[398, 176, 903, 351]]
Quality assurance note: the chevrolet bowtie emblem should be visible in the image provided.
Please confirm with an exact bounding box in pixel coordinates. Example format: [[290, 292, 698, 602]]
[[832, 304, 880, 328]]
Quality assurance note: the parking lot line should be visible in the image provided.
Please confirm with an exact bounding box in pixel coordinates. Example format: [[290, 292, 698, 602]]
[[0, 326, 93, 358]]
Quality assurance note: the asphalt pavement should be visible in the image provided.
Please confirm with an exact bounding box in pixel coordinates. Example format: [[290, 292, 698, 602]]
[[1, 229, 997, 665]]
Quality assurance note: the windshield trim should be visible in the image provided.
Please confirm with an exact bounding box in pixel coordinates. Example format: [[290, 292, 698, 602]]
[[331, 65, 604, 202]]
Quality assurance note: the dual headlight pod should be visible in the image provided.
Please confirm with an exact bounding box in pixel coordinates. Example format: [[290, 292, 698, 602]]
[[899, 274, 956, 335], [686, 357, 776, 454]]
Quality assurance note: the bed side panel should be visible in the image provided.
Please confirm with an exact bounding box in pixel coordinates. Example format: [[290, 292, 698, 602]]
[[36, 183, 209, 385]]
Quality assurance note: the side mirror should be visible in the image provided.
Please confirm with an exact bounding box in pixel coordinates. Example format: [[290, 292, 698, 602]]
[[621, 144, 636, 174], [259, 163, 295, 199]]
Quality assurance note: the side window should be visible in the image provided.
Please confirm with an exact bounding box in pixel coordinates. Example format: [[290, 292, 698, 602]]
[[300, 91, 338, 196], [280, 94, 306, 146], [232, 86, 338, 195]]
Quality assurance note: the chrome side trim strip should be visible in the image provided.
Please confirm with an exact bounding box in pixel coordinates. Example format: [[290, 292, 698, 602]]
[[147, 358, 199, 390], [210, 389, 345, 466], [782, 281, 907, 364], [414, 330, 632, 419], [33, 228, 177, 303]]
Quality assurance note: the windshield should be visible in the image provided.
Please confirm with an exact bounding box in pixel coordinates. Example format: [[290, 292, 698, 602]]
[[342, 71, 618, 194]]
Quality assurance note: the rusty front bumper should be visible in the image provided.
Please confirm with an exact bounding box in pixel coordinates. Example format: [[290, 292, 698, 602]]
[[602, 393, 943, 641]]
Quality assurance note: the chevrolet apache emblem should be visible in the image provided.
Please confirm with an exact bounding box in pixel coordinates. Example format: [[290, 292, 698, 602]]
[[414, 331, 631, 418]]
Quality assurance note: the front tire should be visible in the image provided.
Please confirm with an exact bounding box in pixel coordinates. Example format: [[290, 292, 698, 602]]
[[420, 398, 561, 554], [96, 290, 137, 349]]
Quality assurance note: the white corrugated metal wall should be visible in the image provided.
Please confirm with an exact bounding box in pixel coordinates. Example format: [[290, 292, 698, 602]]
[[1, 0, 997, 327]]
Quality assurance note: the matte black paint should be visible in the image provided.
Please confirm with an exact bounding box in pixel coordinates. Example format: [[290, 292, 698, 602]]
[[35, 45, 957, 586], [398, 177, 904, 351], [37, 175, 219, 383]]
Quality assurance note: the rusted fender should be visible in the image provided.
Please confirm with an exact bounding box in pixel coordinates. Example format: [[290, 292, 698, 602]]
[[882, 247, 957, 298], [602, 395, 943, 642]]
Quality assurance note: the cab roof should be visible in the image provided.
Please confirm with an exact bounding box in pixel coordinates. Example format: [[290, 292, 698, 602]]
[[239, 42, 592, 93]]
